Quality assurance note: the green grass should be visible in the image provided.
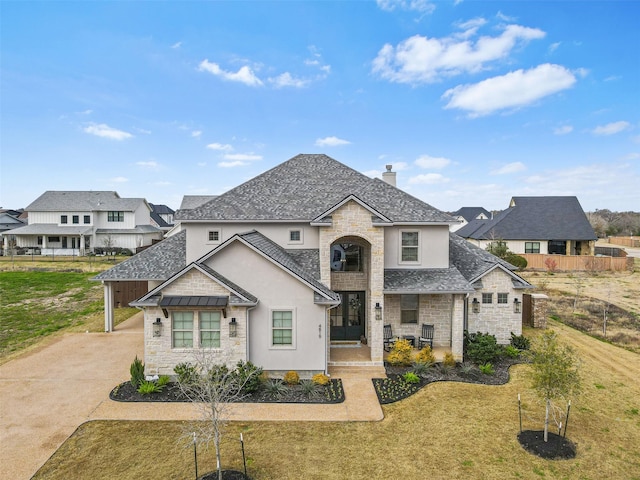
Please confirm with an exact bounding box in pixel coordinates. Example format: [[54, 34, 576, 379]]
[[0, 271, 106, 358]]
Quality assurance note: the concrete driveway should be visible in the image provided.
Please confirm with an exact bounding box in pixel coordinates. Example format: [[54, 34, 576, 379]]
[[0, 313, 144, 480], [0, 312, 384, 480]]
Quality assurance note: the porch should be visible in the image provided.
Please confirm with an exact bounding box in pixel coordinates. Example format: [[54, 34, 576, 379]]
[[328, 341, 452, 367]]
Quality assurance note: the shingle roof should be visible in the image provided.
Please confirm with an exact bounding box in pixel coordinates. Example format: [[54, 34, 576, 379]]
[[176, 154, 455, 223], [95, 225, 162, 234], [452, 207, 492, 222], [149, 204, 175, 215], [457, 196, 597, 241], [384, 268, 474, 294], [8, 224, 94, 236], [25, 191, 147, 212], [180, 195, 218, 210], [92, 231, 186, 281]]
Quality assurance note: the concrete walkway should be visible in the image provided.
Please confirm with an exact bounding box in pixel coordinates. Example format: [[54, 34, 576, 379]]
[[0, 313, 384, 480]]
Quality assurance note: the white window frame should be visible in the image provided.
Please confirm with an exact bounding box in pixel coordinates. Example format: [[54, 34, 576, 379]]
[[207, 229, 221, 244], [288, 228, 303, 245], [399, 230, 420, 264], [172, 311, 194, 348], [199, 311, 221, 349], [270, 308, 296, 349]]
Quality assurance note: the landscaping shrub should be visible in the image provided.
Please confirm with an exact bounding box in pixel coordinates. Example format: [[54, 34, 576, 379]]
[[233, 360, 263, 394], [411, 361, 433, 378], [300, 379, 321, 397], [283, 370, 300, 385], [137, 380, 163, 395], [386, 338, 413, 366], [443, 352, 457, 367], [510, 332, 531, 350], [402, 372, 420, 384], [264, 379, 288, 399], [464, 331, 502, 365], [130, 356, 145, 388], [174, 362, 198, 384], [479, 363, 495, 375], [503, 345, 521, 358], [312, 373, 330, 386], [506, 253, 527, 269], [156, 375, 171, 387], [414, 345, 436, 365]]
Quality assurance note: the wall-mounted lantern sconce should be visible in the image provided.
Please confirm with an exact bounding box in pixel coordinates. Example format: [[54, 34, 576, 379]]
[[153, 318, 163, 337], [229, 317, 237, 337], [514, 298, 522, 314], [375, 302, 382, 321], [472, 298, 480, 314]]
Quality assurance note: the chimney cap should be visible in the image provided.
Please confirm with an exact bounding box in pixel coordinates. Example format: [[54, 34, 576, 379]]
[[385, 164, 392, 172]]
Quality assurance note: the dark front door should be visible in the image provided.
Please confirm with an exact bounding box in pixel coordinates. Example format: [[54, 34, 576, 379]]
[[330, 291, 365, 341]]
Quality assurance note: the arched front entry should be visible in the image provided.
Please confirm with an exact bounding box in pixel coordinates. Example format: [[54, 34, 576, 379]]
[[329, 237, 370, 342]]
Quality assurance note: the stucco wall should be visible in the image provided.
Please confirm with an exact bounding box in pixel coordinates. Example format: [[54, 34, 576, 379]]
[[383, 225, 449, 269]]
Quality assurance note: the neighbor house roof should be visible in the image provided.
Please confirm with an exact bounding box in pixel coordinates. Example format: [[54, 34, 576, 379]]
[[452, 207, 492, 222], [176, 154, 456, 224], [25, 191, 147, 212], [8, 224, 94, 236], [93, 231, 186, 281], [180, 195, 218, 210], [456, 196, 597, 241]]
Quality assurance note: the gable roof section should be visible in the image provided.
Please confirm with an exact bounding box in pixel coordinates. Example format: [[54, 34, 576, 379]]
[[176, 154, 455, 224], [199, 230, 340, 303], [458, 196, 596, 241], [180, 195, 218, 210], [311, 194, 392, 224], [384, 268, 474, 294], [25, 191, 147, 213], [93, 230, 186, 281], [132, 262, 258, 307], [449, 232, 531, 288], [452, 207, 492, 222]]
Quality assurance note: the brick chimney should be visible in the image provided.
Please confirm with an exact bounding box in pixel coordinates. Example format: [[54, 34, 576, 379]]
[[382, 164, 396, 187]]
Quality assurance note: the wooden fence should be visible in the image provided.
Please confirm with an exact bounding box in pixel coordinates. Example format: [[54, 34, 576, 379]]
[[520, 254, 633, 272], [607, 236, 640, 248]]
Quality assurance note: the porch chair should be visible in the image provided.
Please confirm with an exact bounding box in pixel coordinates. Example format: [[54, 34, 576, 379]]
[[383, 324, 398, 352], [418, 324, 434, 350]]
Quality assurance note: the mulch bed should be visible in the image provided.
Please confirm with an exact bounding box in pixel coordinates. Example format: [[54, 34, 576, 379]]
[[110, 379, 344, 404], [517, 430, 577, 459], [374, 358, 521, 404]]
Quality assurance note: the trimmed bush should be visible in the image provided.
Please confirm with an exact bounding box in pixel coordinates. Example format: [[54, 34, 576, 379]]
[[414, 346, 436, 365], [283, 370, 300, 385], [443, 352, 457, 367], [464, 331, 502, 365], [510, 332, 531, 351], [386, 338, 413, 366], [312, 373, 330, 386], [233, 360, 263, 394]]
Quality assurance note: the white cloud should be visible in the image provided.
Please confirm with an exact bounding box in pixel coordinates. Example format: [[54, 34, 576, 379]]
[[134, 127, 151, 135], [315, 136, 351, 147], [83, 123, 133, 140], [136, 161, 159, 169], [269, 72, 309, 88], [223, 153, 262, 161], [171, 41, 182, 49], [408, 173, 449, 184], [591, 121, 631, 136], [198, 59, 263, 87], [206, 143, 233, 151], [415, 154, 451, 169], [491, 162, 526, 175], [442, 63, 576, 117], [548, 42, 561, 53], [554, 125, 573, 135], [372, 23, 545, 84], [76, 109, 92, 115], [110, 176, 129, 183], [218, 161, 248, 168], [376, 0, 436, 14], [191, 130, 202, 138]]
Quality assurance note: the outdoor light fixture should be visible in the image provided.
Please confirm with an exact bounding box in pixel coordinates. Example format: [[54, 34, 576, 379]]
[[375, 302, 382, 321], [514, 298, 522, 314], [472, 298, 480, 313], [153, 318, 163, 337], [229, 317, 238, 337]]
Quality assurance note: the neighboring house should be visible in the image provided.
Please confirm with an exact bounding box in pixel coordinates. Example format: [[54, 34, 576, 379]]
[[9, 191, 163, 255], [0, 210, 26, 254], [95, 154, 531, 377], [457, 196, 597, 256], [149, 203, 175, 232], [450, 207, 492, 232]]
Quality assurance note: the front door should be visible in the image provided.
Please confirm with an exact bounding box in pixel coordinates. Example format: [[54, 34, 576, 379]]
[[330, 291, 365, 341]]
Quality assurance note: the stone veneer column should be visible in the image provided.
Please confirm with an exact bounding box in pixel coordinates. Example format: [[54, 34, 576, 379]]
[[450, 294, 465, 360], [530, 293, 549, 329], [319, 201, 385, 365]]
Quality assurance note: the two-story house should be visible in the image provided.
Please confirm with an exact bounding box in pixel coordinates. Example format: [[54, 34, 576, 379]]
[[95, 154, 531, 377], [9, 191, 163, 255]]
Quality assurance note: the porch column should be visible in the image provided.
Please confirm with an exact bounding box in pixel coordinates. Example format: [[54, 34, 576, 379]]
[[103, 281, 114, 332], [451, 294, 465, 361]]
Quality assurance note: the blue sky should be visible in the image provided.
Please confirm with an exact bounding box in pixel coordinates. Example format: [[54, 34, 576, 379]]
[[2, 1, 638, 213]]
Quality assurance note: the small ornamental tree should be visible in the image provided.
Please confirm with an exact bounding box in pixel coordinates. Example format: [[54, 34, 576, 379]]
[[175, 352, 262, 480], [527, 330, 581, 442]]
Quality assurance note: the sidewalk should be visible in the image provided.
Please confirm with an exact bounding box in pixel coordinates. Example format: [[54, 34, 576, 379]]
[[0, 313, 384, 480]]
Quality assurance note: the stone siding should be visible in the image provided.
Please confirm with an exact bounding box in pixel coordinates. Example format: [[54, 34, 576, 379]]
[[467, 269, 522, 344], [143, 269, 247, 376]]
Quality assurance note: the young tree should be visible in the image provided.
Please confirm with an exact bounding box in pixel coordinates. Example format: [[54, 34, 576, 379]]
[[175, 352, 261, 480], [527, 330, 582, 442]]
